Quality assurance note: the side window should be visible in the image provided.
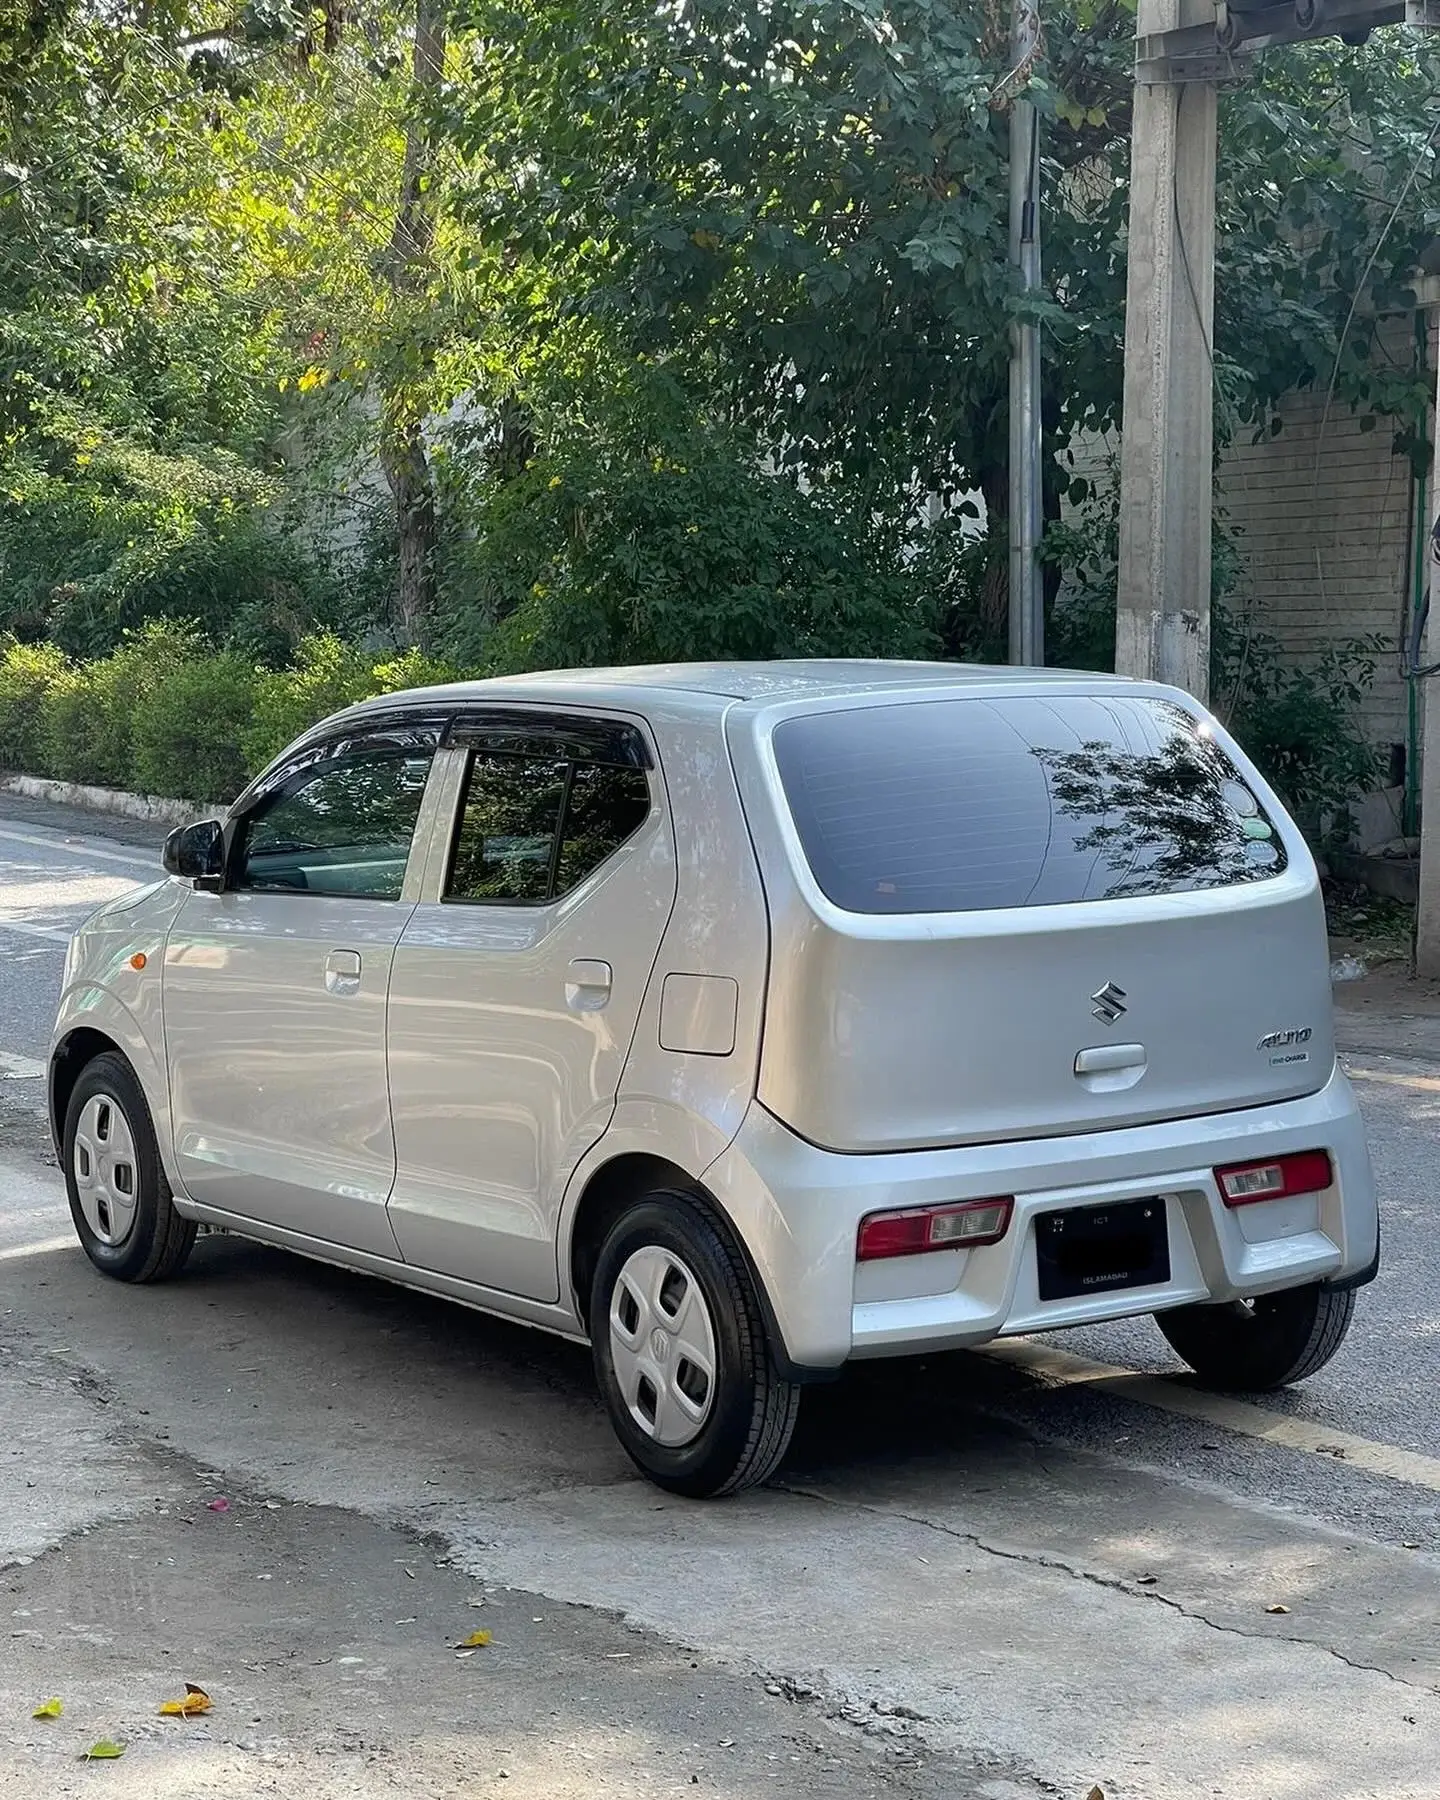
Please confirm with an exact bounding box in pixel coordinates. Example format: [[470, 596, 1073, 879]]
[[235, 748, 435, 900], [556, 764, 651, 893], [445, 743, 652, 905], [446, 754, 568, 902]]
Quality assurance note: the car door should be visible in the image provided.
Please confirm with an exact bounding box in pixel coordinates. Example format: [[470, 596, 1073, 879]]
[[162, 720, 443, 1256], [385, 711, 677, 1301]]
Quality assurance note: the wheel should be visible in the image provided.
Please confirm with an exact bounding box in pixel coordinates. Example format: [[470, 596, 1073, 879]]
[[589, 1191, 800, 1497], [1155, 1282, 1354, 1392], [1294, 0, 1322, 29], [64, 1052, 197, 1283]]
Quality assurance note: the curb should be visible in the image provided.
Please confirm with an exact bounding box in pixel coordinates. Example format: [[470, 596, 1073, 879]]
[[0, 772, 197, 827]]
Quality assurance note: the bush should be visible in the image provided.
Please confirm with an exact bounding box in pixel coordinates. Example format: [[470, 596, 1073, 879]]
[[39, 621, 203, 790], [440, 442, 938, 674], [0, 637, 68, 771], [131, 653, 259, 804], [242, 634, 456, 773]]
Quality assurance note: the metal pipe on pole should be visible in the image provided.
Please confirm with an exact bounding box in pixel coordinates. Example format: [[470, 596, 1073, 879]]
[[1007, 0, 1045, 669]]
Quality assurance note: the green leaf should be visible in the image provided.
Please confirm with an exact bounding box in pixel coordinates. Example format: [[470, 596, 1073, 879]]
[[80, 1740, 126, 1761], [31, 1698, 63, 1720]]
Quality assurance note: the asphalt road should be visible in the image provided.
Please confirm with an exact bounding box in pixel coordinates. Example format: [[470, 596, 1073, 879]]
[[3, 794, 1440, 1800]]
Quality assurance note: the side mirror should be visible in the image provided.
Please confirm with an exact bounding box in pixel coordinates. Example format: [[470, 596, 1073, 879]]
[[163, 819, 224, 890]]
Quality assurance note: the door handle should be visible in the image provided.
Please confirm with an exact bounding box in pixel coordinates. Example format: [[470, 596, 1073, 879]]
[[1074, 1041, 1147, 1093], [565, 958, 613, 1012], [325, 949, 362, 996]]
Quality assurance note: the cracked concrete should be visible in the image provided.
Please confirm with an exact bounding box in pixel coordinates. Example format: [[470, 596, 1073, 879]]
[[4, 1202, 1440, 1798]]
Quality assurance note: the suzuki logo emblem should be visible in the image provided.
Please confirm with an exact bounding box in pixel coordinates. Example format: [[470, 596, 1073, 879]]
[[1091, 982, 1128, 1025]]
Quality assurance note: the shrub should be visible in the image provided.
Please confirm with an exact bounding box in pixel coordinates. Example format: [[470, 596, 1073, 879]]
[[441, 442, 937, 674], [130, 653, 259, 804], [39, 621, 202, 789], [0, 637, 68, 771], [242, 634, 457, 773]]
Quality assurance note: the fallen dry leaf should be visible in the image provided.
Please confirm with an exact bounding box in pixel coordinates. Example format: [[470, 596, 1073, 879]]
[[31, 1698, 63, 1720], [80, 1740, 126, 1761], [1264, 1604, 1291, 1616], [454, 1630, 492, 1649], [206, 1498, 231, 1513], [159, 1684, 212, 1718], [1087, 1786, 1106, 1800]]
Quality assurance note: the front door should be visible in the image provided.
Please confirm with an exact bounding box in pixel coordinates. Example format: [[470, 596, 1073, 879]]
[[163, 730, 439, 1255], [386, 715, 676, 1300]]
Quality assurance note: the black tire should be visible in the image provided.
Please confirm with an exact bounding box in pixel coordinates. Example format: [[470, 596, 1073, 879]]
[[63, 1051, 197, 1284], [590, 1190, 800, 1498], [1156, 1282, 1354, 1392]]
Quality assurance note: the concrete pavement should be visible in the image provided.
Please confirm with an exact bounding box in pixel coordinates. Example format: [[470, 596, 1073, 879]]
[[3, 796, 1440, 1798]]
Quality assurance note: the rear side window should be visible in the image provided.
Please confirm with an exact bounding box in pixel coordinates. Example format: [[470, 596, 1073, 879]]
[[446, 751, 652, 904], [771, 695, 1288, 915]]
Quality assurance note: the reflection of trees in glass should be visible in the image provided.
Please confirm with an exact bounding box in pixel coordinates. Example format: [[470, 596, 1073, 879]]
[[245, 752, 436, 896], [558, 766, 650, 893], [1032, 719, 1285, 899], [448, 755, 567, 901], [447, 754, 651, 903]]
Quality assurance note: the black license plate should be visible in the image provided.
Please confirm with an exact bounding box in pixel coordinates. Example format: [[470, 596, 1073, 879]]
[[1035, 1198, 1170, 1302]]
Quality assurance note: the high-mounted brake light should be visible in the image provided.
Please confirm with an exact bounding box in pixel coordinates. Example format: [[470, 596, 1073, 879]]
[[1214, 1149, 1332, 1208], [857, 1197, 1014, 1261]]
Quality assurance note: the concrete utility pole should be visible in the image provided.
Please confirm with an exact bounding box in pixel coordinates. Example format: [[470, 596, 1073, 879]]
[[1007, 0, 1045, 670], [1114, 0, 1219, 703]]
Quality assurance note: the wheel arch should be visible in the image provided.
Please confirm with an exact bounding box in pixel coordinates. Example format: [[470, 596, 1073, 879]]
[[49, 1026, 127, 1154], [566, 1150, 834, 1385]]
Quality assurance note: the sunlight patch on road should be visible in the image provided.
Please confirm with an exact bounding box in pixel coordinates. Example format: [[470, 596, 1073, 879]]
[[1346, 1065, 1440, 1096], [987, 1338, 1440, 1495], [0, 1234, 76, 1262]]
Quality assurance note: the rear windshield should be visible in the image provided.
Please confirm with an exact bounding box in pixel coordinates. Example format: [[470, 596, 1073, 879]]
[[770, 694, 1288, 915]]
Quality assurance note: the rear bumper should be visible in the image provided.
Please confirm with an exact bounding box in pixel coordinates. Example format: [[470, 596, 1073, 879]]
[[702, 1063, 1378, 1371]]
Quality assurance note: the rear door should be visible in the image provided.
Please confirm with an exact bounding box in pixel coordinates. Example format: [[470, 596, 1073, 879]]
[[385, 712, 677, 1301], [747, 689, 1333, 1154]]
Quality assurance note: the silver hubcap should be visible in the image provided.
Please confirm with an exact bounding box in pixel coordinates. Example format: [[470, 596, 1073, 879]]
[[72, 1093, 140, 1247], [609, 1245, 718, 1447]]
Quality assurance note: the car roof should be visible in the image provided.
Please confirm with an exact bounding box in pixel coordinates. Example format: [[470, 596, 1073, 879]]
[[343, 658, 1137, 720]]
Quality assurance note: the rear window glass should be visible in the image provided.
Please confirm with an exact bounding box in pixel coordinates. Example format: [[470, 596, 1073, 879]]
[[771, 695, 1288, 915]]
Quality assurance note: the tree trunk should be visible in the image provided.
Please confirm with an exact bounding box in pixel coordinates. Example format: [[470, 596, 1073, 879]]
[[380, 418, 440, 648], [379, 0, 446, 647]]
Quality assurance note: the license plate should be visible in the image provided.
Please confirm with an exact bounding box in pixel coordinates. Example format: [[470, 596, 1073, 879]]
[[1035, 1198, 1170, 1302]]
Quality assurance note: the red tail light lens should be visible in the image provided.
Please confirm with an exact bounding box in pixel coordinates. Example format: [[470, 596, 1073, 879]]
[[857, 1197, 1014, 1261], [1214, 1149, 1332, 1207]]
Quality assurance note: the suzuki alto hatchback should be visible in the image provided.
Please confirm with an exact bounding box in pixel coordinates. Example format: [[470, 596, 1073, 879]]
[[50, 661, 1379, 1495]]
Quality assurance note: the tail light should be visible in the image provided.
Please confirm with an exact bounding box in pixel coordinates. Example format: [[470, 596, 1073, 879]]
[[1215, 1149, 1332, 1207], [857, 1197, 1013, 1261]]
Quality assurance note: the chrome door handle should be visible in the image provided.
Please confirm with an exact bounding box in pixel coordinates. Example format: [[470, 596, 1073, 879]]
[[565, 958, 613, 1012], [325, 949, 362, 996]]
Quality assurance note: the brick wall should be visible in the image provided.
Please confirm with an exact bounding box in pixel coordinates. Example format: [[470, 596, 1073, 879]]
[[1215, 312, 1429, 766]]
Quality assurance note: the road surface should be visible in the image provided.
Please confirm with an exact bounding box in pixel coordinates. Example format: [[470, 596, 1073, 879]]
[[2, 794, 1439, 1800]]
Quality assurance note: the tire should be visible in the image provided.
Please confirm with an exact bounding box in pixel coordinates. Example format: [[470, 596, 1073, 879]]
[[1155, 1282, 1354, 1392], [63, 1051, 197, 1284], [590, 1190, 800, 1498]]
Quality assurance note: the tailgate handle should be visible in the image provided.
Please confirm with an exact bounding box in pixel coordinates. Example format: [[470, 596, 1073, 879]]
[[1074, 1043, 1146, 1076]]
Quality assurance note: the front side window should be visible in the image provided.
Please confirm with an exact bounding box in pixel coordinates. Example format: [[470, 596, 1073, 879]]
[[446, 747, 652, 905], [235, 747, 435, 900], [772, 694, 1288, 915]]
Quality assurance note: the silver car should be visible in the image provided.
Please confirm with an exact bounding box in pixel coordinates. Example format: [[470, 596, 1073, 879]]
[[50, 661, 1379, 1496]]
